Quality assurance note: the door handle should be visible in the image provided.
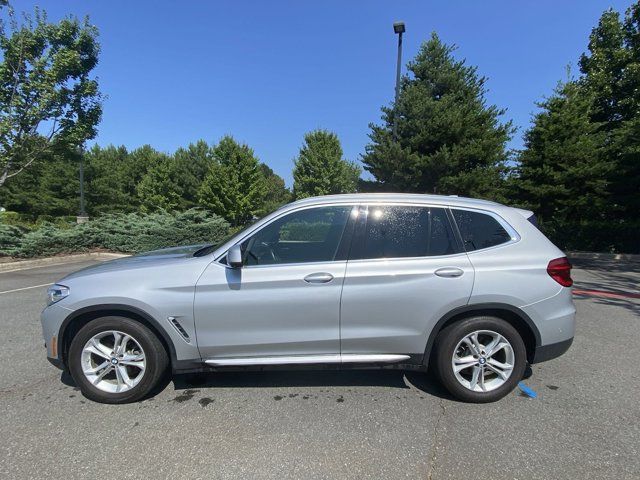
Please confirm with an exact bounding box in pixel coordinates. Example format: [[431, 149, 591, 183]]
[[434, 267, 464, 278], [304, 272, 334, 284]]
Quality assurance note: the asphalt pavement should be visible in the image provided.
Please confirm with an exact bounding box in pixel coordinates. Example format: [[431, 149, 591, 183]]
[[0, 257, 638, 479]]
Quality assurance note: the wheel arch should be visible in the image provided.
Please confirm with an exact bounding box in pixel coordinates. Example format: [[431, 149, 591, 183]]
[[59, 304, 176, 371], [423, 303, 541, 367]]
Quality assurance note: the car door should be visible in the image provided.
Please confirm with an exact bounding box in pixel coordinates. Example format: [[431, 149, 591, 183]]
[[340, 204, 475, 358], [194, 204, 357, 360]]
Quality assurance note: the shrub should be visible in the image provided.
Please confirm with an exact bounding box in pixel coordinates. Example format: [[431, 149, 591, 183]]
[[0, 209, 231, 258], [0, 211, 22, 226], [93, 209, 231, 253], [13, 223, 98, 257], [0, 223, 23, 253]]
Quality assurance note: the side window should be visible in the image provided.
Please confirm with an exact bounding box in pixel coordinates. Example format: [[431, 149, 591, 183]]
[[242, 206, 352, 265], [352, 206, 458, 260], [451, 209, 513, 251]]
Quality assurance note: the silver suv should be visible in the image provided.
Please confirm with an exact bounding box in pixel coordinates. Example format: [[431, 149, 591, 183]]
[[41, 194, 575, 404]]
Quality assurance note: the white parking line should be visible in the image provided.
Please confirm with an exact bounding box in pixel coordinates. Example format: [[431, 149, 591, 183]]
[[0, 283, 52, 295]]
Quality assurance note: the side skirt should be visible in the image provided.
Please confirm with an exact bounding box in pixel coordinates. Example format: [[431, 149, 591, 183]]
[[204, 354, 410, 367], [172, 354, 427, 374]]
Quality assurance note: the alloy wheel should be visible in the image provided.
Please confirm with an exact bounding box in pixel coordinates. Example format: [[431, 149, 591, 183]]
[[451, 329, 515, 393], [80, 330, 146, 393]]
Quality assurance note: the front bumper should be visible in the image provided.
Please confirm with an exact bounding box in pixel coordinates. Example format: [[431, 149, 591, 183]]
[[41, 303, 73, 367], [47, 356, 64, 370]]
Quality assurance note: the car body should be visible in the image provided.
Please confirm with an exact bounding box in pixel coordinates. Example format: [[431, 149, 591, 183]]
[[41, 193, 575, 403]]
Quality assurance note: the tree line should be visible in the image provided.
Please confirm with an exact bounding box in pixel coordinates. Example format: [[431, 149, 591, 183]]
[[0, 131, 360, 226], [1, 2, 638, 252]]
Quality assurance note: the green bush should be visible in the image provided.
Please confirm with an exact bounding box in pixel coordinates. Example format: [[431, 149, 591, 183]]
[[0, 209, 231, 258], [0, 223, 23, 251], [0, 211, 22, 226]]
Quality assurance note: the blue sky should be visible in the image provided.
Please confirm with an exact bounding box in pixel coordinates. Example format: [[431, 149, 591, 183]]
[[12, 0, 634, 185]]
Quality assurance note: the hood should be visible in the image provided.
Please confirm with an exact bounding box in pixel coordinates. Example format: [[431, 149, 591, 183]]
[[60, 244, 210, 281]]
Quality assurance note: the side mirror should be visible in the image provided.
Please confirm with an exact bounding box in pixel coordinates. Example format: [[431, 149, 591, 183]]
[[227, 244, 243, 268]]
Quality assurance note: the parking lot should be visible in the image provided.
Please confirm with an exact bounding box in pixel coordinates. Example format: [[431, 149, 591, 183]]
[[0, 258, 638, 479]]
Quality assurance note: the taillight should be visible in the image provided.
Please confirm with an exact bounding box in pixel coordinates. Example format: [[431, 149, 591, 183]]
[[547, 257, 573, 287]]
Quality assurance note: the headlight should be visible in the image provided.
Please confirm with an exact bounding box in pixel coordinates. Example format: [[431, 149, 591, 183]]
[[47, 284, 69, 306]]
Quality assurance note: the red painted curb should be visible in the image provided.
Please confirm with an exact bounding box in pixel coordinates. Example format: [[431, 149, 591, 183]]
[[573, 288, 640, 300]]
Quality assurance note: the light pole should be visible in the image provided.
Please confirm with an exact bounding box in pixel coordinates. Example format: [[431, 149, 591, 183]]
[[393, 21, 405, 141]]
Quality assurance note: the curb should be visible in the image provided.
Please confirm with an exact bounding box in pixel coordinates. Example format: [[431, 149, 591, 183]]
[[0, 252, 129, 273], [567, 251, 640, 263]]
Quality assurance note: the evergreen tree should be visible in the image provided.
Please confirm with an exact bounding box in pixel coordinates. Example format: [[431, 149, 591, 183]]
[[515, 81, 611, 229], [137, 154, 184, 211], [0, 149, 78, 216], [514, 3, 640, 252], [172, 140, 216, 205], [259, 163, 290, 214], [361, 33, 513, 200], [198, 136, 266, 225], [84, 145, 136, 214], [579, 4, 640, 219], [292, 129, 360, 199], [138, 140, 215, 211], [83, 144, 163, 214]]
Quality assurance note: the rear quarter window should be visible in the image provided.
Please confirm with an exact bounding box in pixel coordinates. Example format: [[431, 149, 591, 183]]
[[452, 209, 513, 251]]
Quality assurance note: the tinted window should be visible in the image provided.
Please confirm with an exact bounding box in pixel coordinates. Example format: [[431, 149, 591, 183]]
[[353, 206, 457, 259], [242, 206, 352, 265], [452, 209, 512, 251]]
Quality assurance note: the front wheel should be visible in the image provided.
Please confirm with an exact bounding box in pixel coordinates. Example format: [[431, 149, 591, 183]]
[[68, 316, 169, 404], [434, 316, 526, 403]]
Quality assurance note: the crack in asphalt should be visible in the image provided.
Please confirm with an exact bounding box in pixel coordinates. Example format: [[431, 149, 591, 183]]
[[427, 398, 447, 480]]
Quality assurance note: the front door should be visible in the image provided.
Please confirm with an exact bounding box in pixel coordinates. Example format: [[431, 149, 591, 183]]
[[194, 205, 356, 360], [340, 204, 475, 357]]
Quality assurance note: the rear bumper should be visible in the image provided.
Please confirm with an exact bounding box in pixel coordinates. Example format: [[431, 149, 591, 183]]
[[530, 337, 573, 364]]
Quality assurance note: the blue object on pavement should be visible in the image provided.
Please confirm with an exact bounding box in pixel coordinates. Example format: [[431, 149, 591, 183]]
[[518, 382, 538, 398]]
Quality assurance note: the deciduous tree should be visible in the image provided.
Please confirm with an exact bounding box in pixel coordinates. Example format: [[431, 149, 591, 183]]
[[0, 5, 103, 186], [292, 129, 360, 199]]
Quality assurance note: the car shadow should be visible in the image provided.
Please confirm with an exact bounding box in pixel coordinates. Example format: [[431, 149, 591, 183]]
[[171, 369, 456, 401], [62, 365, 534, 403], [60, 370, 77, 388]]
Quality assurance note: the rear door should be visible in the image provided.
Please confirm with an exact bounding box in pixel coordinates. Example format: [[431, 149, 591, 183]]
[[339, 204, 475, 358]]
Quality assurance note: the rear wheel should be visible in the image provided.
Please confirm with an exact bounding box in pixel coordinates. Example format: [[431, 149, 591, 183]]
[[68, 316, 169, 404], [434, 316, 526, 403]]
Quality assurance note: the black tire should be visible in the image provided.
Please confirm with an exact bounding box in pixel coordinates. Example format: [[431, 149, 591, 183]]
[[68, 316, 169, 404], [434, 316, 526, 403]]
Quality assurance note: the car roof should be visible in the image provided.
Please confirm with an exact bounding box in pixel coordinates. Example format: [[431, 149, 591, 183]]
[[287, 193, 503, 210]]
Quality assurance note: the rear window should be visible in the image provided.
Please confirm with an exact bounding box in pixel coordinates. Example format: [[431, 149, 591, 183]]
[[451, 209, 513, 251], [352, 206, 458, 259]]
